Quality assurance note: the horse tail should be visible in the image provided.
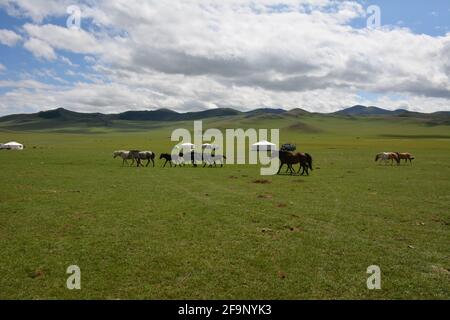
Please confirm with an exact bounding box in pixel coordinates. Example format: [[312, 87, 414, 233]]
[[305, 153, 313, 170]]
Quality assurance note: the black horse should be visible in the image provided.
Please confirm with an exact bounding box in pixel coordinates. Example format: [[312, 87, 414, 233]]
[[159, 153, 184, 168], [160, 152, 185, 167], [277, 150, 313, 176]]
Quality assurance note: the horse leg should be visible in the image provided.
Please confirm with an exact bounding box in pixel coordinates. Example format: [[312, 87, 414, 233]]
[[288, 164, 294, 175], [277, 163, 284, 175]]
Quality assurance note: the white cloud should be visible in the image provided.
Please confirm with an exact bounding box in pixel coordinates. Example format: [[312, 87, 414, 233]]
[[0, 0, 450, 114], [0, 0, 74, 22], [0, 28, 22, 46], [24, 38, 57, 60], [0, 63, 5, 72]]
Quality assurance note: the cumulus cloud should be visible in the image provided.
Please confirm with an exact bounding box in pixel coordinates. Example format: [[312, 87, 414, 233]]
[[0, 0, 449, 114], [0, 28, 22, 46], [24, 38, 57, 60], [0, 0, 74, 22]]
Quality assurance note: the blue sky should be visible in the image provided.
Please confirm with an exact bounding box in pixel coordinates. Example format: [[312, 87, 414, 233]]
[[0, 0, 449, 115], [354, 0, 450, 36]]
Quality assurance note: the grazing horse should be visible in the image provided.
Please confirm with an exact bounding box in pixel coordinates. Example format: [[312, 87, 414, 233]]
[[130, 150, 156, 167], [395, 152, 415, 164], [113, 150, 134, 166], [275, 150, 313, 175], [375, 152, 400, 165]]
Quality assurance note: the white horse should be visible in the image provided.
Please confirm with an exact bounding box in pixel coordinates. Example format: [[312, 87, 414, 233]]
[[132, 151, 156, 167], [113, 150, 135, 166], [202, 153, 226, 167]]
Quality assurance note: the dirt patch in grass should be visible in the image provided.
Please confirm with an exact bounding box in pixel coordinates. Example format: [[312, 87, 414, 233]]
[[286, 226, 302, 232], [431, 265, 450, 275], [252, 179, 271, 184], [258, 194, 273, 199], [28, 268, 45, 279]]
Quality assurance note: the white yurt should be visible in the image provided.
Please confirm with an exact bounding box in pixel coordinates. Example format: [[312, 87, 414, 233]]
[[2, 141, 24, 150], [251, 140, 276, 151]]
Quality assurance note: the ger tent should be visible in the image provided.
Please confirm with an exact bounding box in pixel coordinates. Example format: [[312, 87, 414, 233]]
[[251, 140, 276, 151], [2, 141, 24, 150], [175, 143, 196, 151], [202, 144, 220, 150]]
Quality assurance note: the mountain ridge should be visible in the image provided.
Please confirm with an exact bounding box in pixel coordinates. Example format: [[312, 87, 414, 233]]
[[0, 106, 449, 129]]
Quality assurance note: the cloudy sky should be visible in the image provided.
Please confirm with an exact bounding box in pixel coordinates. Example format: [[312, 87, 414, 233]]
[[0, 0, 449, 116]]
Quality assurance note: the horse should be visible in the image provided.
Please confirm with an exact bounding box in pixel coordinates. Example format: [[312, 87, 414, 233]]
[[375, 152, 400, 165], [395, 152, 415, 164], [113, 150, 135, 166], [160, 153, 184, 167], [202, 154, 227, 167], [293, 152, 313, 175], [182, 151, 203, 167], [275, 150, 312, 175], [130, 150, 156, 167]]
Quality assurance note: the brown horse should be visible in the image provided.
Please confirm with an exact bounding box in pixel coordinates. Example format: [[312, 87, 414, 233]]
[[294, 152, 313, 175], [375, 152, 400, 165], [395, 152, 415, 164], [277, 151, 313, 176]]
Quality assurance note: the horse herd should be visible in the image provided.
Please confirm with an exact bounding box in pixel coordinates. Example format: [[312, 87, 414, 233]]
[[113, 150, 226, 168], [375, 152, 415, 165], [113, 148, 315, 176], [113, 149, 415, 175]]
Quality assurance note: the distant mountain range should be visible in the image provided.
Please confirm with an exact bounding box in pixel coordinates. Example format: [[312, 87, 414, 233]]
[[0, 105, 449, 129]]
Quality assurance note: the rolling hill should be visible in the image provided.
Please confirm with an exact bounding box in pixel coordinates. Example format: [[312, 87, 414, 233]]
[[0, 105, 449, 132]]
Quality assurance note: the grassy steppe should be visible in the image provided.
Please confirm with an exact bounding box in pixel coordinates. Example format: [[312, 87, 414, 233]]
[[0, 115, 449, 299]]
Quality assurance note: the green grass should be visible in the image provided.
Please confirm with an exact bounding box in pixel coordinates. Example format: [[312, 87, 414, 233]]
[[0, 115, 449, 299]]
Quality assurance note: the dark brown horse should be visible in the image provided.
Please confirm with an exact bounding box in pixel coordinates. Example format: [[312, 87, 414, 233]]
[[294, 152, 313, 175], [276, 151, 313, 176]]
